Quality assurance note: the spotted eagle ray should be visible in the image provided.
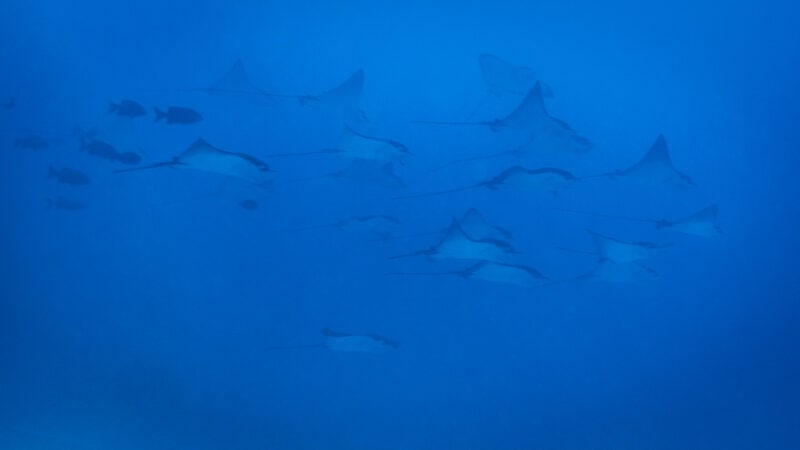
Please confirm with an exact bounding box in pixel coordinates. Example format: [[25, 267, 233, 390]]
[[114, 138, 273, 185], [264, 125, 410, 164], [389, 219, 517, 262], [479, 53, 554, 98], [264, 328, 399, 353], [413, 82, 591, 152], [387, 260, 548, 287], [197, 59, 273, 101], [394, 166, 581, 200], [609, 134, 695, 188], [557, 204, 722, 238]]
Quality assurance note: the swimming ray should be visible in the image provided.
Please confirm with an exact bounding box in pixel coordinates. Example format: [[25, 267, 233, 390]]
[[556, 204, 722, 238], [114, 138, 273, 185], [389, 219, 517, 262], [264, 328, 399, 353], [388, 260, 548, 287], [612, 134, 695, 188], [263, 126, 409, 164], [302, 69, 365, 120], [586, 230, 670, 262], [580, 259, 660, 284], [479, 53, 554, 98], [394, 166, 578, 200], [199, 59, 273, 101], [413, 82, 591, 152], [382, 208, 513, 243]]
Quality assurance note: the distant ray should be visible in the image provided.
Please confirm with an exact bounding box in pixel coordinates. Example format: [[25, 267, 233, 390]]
[[583, 230, 669, 262], [265, 125, 410, 164], [395, 166, 578, 200], [382, 208, 512, 243], [657, 204, 722, 237], [321, 328, 399, 352], [114, 138, 273, 185], [277, 214, 401, 238], [199, 59, 273, 101], [612, 134, 695, 188], [388, 260, 548, 287], [413, 82, 591, 153], [479, 53, 554, 98], [556, 204, 722, 238], [301, 69, 366, 123], [389, 219, 517, 262], [264, 328, 398, 353], [580, 259, 660, 284]]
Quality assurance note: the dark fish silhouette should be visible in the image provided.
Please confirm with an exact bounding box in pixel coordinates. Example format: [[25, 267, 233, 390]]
[[80, 138, 141, 165], [46, 196, 85, 211], [15, 134, 49, 150], [108, 100, 146, 118], [154, 106, 203, 124], [48, 166, 91, 186]]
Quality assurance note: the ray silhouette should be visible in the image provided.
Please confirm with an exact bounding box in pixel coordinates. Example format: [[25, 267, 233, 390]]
[[556, 204, 722, 238]]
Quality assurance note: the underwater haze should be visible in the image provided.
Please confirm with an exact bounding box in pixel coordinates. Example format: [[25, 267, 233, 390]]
[[1, 0, 799, 448]]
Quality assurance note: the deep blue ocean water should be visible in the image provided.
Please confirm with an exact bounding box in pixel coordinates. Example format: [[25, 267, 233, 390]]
[[1, 1, 799, 448]]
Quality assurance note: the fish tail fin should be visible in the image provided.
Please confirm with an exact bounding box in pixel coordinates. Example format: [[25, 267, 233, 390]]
[[107, 101, 118, 113], [153, 107, 165, 122]]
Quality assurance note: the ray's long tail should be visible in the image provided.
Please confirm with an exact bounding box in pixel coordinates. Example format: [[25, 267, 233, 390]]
[[113, 160, 179, 174]]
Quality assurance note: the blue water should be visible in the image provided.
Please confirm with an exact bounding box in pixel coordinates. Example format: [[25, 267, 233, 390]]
[[2, 1, 799, 448]]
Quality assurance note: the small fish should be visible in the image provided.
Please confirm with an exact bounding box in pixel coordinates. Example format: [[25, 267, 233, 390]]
[[15, 135, 48, 151], [46, 196, 85, 211], [108, 100, 147, 118], [80, 139, 140, 164], [153, 106, 203, 124], [239, 199, 259, 210], [80, 139, 119, 160], [48, 166, 91, 186]]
